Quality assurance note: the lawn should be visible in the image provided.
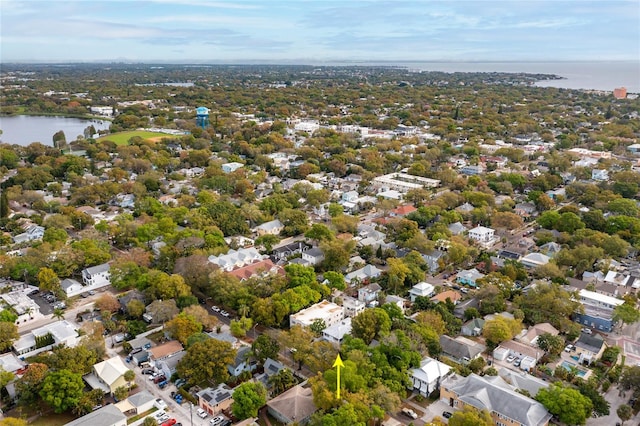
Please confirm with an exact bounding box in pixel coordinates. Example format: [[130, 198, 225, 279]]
[[97, 130, 171, 145]]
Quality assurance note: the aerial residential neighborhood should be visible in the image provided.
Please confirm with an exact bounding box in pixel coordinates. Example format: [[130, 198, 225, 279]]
[[0, 62, 639, 426]]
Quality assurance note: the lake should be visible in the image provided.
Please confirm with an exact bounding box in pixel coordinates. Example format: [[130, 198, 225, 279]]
[[0, 115, 111, 147]]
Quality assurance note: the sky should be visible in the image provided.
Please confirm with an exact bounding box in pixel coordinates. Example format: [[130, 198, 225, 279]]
[[1, 0, 639, 63]]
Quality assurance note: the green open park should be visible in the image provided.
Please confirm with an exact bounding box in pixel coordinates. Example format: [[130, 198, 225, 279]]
[[96, 130, 171, 145]]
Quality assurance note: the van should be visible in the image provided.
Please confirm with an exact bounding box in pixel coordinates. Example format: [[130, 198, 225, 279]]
[[142, 313, 153, 323]]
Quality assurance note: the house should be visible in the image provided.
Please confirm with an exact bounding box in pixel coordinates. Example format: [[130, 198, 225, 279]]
[[574, 333, 606, 365], [390, 204, 417, 217], [272, 241, 311, 260], [461, 318, 485, 337], [222, 162, 244, 173], [422, 250, 445, 273], [468, 226, 496, 246], [440, 373, 552, 426], [431, 290, 462, 305], [520, 253, 550, 269], [0, 353, 26, 376], [409, 357, 451, 397], [197, 384, 234, 415], [208, 247, 264, 271], [12, 224, 45, 244], [358, 283, 382, 304], [127, 390, 155, 414], [64, 404, 127, 426], [228, 346, 257, 377], [517, 323, 559, 347], [82, 263, 111, 286], [447, 222, 466, 236], [385, 295, 406, 312], [290, 300, 344, 329], [301, 247, 325, 266], [61, 278, 83, 296], [456, 268, 485, 287], [591, 169, 609, 181], [574, 289, 623, 332], [439, 335, 485, 364], [497, 340, 542, 370], [155, 350, 186, 380], [539, 242, 562, 258], [498, 368, 549, 398], [345, 264, 382, 285], [514, 202, 538, 218], [322, 318, 352, 345], [254, 219, 284, 236], [337, 294, 366, 318], [258, 358, 287, 389], [84, 356, 131, 395], [13, 320, 79, 357], [409, 282, 435, 302], [148, 340, 183, 362], [227, 259, 284, 281], [460, 165, 484, 175], [267, 383, 318, 425]]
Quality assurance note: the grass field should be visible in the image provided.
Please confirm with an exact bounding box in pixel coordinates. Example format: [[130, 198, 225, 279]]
[[97, 130, 171, 145]]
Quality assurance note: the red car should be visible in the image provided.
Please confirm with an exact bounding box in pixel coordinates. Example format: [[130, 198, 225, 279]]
[[161, 419, 177, 426]]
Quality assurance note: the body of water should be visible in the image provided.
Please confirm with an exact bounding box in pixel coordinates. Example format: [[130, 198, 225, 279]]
[[330, 61, 639, 93], [0, 115, 111, 147]]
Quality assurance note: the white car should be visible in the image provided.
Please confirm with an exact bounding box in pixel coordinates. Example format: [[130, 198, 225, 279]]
[[197, 408, 208, 419], [582, 328, 592, 334], [506, 355, 516, 363], [210, 415, 225, 426], [564, 344, 575, 352], [402, 408, 418, 419], [211, 306, 220, 312], [154, 398, 167, 410]]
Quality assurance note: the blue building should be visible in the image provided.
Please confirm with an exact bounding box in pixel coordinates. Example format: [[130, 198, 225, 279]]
[[573, 289, 623, 333]]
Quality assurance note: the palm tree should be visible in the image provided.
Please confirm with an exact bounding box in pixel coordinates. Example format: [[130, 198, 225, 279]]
[[25, 306, 34, 319], [124, 369, 136, 390], [52, 308, 64, 321]]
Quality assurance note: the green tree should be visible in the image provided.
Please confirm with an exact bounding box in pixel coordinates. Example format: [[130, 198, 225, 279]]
[[323, 271, 346, 290], [231, 382, 267, 419], [124, 369, 136, 390], [251, 334, 280, 365], [305, 223, 335, 242], [0, 322, 18, 352], [285, 264, 317, 288], [613, 300, 640, 328], [537, 332, 565, 356], [165, 312, 203, 345], [0, 418, 28, 426], [39, 369, 84, 413], [37, 267, 61, 294], [482, 316, 521, 348], [536, 383, 593, 425], [126, 299, 145, 318], [255, 234, 279, 252], [617, 404, 633, 425], [351, 308, 391, 345], [177, 339, 236, 385], [448, 406, 493, 426], [268, 368, 297, 395], [142, 417, 158, 426], [16, 363, 48, 405], [230, 316, 253, 337]]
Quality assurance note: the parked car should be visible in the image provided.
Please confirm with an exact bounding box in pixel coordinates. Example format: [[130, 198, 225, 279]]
[[154, 398, 167, 410], [158, 380, 169, 389], [153, 375, 167, 384], [506, 355, 516, 363], [142, 368, 155, 375], [211, 306, 220, 312], [220, 310, 230, 317], [220, 420, 232, 426], [442, 411, 453, 419], [514, 358, 522, 367], [161, 419, 177, 426], [210, 415, 226, 426], [401, 408, 418, 419], [582, 327, 592, 334], [197, 408, 208, 419], [564, 344, 574, 352]]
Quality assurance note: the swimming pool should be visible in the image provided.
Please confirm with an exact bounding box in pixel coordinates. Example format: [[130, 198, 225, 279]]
[[561, 360, 587, 377]]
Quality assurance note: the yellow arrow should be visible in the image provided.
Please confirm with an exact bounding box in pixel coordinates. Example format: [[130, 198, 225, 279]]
[[333, 354, 344, 399]]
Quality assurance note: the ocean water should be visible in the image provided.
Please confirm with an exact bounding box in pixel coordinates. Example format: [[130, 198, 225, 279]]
[[340, 61, 640, 93]]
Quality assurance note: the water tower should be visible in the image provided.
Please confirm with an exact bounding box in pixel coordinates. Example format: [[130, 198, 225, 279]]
[[196, 106, 209, 129]]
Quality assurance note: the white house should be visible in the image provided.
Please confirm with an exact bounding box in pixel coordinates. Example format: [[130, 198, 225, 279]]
[[290, 300, 344, 329], [591, 169, 609, 181], [340, 295, 366, 318], [409, 357, 451, 397], [14, 320, 79, 357], [468, 226, 496, 245], [222, 162, 244, 174], [64, 404, 126, 426], [520, 252, 550, 269], [82, 263, 111, 287], [322, 318, 352, 345], [208, 247, 264, 271], [254, 219, 284, 236], [12, 225, 45, 244], [345, 264, 382, 285], [301, 247, 325, 266], [61, 279, 83, 296], [409, 282, 435, 302]]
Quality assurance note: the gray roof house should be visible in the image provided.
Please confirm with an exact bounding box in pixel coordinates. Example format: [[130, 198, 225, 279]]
[[267, 383, 318, 425], [228, 346, 257, 377], [439, 335, 485, 363], [64, 404, 126, 426], [440, 373, 552, 426], [447, 222, 466, 236], [127, 390, 155, 414], [461, 318, 485, 337]]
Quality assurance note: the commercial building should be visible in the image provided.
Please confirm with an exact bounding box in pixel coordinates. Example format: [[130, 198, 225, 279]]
[[289, 300, 344, 329]]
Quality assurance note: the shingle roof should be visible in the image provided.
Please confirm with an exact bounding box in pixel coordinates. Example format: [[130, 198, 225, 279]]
[[267, 384, 317, 423], [442, 373, 551, 426]]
